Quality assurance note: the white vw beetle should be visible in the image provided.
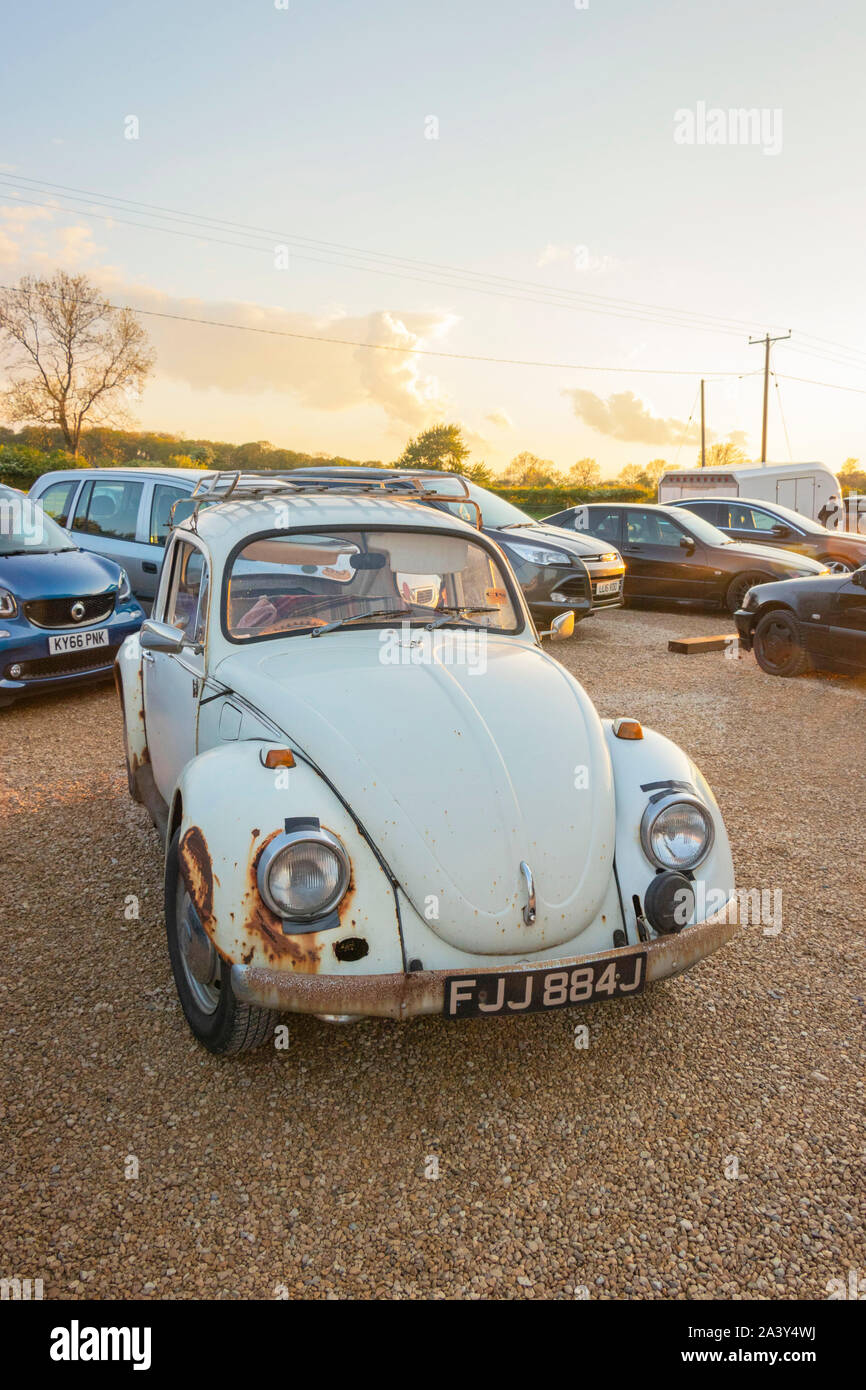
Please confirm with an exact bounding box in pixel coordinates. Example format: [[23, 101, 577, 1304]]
[[116, 475, 737, 1054]]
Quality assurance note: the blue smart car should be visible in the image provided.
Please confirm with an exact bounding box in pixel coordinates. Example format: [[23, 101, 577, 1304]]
[[0, 485, 144, 708]]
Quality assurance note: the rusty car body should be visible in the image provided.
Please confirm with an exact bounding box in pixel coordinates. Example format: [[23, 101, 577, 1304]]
[[116, 473, 738, 1053]]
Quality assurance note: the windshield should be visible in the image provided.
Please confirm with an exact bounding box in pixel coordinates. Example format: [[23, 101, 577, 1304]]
[[0, 490, 77, 555], [225, 528, 522, 640], [422, 478, 533, 529]]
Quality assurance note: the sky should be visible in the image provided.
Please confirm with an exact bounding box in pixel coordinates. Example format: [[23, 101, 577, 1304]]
[[1, 0, 865, 478]]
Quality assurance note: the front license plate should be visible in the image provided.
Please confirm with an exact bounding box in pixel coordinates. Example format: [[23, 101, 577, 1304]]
[[595, 579, 622, 595], [443, 952, 647, 1018], [48, 628, 110, 655]]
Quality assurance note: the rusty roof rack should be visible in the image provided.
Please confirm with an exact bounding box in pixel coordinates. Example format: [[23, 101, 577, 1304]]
[[170, 469, 481, 530]]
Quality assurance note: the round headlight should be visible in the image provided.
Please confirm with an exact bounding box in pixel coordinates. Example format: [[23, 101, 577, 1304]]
[[257, 829, 350, 921], [640, 795, 714, 870]]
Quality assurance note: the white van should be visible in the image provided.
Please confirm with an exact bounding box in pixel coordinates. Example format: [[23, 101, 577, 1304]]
[[658, 463, 841, 527]]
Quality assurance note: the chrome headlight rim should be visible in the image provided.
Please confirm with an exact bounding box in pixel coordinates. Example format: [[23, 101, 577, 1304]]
[[0, 587, 18, 619], [257, 827, 350, 921], [640, 792, 715, 871]]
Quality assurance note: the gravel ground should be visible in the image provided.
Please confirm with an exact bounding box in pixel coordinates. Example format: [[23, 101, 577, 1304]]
[[1, 603, 863, 1300]]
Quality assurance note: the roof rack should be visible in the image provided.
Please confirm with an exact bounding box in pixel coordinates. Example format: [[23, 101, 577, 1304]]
[[169, 470, 481, 530]]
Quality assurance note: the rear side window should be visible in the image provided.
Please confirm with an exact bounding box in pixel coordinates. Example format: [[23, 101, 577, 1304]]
[[72, 479, 144, 542], [150, 483, 190, 546], [686, 501, 724, 525], [584, 509, 621, 545], [36, 479, 79, 526]]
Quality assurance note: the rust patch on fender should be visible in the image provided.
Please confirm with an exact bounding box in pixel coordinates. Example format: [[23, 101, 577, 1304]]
[[179, 826, 215, 932], [240, 830, 322, 973]]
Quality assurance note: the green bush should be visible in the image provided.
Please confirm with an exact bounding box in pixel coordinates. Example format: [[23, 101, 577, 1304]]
[[0, 443, 82, 490], [490, 484, 652, 512]]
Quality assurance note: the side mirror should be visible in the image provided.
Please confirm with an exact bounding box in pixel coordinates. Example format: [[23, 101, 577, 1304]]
[[771, 523, 790, 538], [139, 619, 187, 654], [852, 568, 866, 589], [542, 610, 575, 641], [679, 535, 695, 551]]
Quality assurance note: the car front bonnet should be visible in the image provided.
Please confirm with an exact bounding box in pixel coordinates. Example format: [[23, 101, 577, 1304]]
[[231, 907, 739, 1019]]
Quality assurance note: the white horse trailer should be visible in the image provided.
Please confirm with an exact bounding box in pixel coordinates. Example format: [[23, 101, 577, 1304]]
[[658, 463, 841, 526]]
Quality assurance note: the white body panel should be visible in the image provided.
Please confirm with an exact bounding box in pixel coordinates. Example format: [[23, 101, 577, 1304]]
[[117, 489, 737, 1015]]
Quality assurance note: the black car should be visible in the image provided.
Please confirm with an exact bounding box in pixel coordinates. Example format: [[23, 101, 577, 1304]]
[[542, 501, 828, 613], [735, 567, 866, 676], [286, 467, 626, 626], [668, 495, 866, 574]]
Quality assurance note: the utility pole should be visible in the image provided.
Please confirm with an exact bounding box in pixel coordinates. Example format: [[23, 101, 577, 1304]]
[[700, 379, 706, 467], [749, 331, 791, 464]]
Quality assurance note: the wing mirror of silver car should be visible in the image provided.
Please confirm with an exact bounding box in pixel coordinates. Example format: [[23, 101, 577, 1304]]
[[139, 619, 188, 654], [541, 610, 575, 641], [852, 567, 866, 589]]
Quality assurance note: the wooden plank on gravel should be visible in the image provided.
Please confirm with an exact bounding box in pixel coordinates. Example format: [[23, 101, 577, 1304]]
[[668, 633, 737, 654]]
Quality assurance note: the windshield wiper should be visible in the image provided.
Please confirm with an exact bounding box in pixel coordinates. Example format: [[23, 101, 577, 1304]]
[[425, 605, 498, 632], [501, 522, 536, 530], [311, 606, 413, 637]]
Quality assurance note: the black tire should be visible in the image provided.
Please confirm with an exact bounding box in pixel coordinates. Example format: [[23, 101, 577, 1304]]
[[752, 609, 812, 678], [725, 570, 771, 614], [164, 829, 280, 1055]]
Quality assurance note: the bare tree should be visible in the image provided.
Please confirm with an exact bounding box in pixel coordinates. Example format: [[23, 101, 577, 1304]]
[[567, 457, 601, 487], [0, 271, 154, 455]]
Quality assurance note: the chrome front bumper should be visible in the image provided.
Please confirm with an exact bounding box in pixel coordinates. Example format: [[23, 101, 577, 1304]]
[[231, 909, 739, 1020]]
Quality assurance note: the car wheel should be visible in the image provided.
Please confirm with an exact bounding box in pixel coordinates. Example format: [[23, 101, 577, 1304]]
[[818, 555, 855, 574], [752, 610, 812, 678], [725, 571, 771, 614], [165, 829, 280, 1055]]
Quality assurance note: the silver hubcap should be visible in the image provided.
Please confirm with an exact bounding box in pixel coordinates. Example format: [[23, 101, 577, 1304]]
[[826, 559, 853, 574], [176, 879, 220, 1014]]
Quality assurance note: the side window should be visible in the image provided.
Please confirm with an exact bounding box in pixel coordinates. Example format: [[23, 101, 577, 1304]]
[[71, 479, 144, 541], [688, 501, 723, 525], [626, 510, 657, 544], [165, 541, 209, 642], [585, 509, 621, 544], [627, 511, 683, 546], [749, 507, 784, 533], [150, 484, 190, 546], [36, 480, 78, 526], [728, 505, 755, 530]]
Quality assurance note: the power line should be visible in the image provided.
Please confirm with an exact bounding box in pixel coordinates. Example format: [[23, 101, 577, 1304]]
[[776, 373, 866, 396], [5, 173, 866, 375], [0, 281, 762, 377], [0, 173, 779, 338]]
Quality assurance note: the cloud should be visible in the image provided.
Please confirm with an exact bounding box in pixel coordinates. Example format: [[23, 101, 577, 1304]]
[[0, 209, 460, 428], [485, 408, 513, 429], [565, 388, 701, 446], [536, 243, 571, 268], [91, 277, 458, 429]]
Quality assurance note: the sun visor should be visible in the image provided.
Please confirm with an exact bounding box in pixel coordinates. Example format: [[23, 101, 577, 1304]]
[[371, 533, 471, 574]]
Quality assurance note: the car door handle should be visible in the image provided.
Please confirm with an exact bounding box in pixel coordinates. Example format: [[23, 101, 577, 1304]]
[[142, 650, 155, 663], [143, 561, 158, 573]]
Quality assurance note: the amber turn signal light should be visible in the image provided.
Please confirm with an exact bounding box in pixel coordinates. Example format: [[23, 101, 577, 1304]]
[[263, 748, 296, 768], [613, 717, 643, 740]]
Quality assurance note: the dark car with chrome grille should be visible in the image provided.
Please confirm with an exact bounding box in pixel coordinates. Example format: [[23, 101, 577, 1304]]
[[0, 486, 145, 708]]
